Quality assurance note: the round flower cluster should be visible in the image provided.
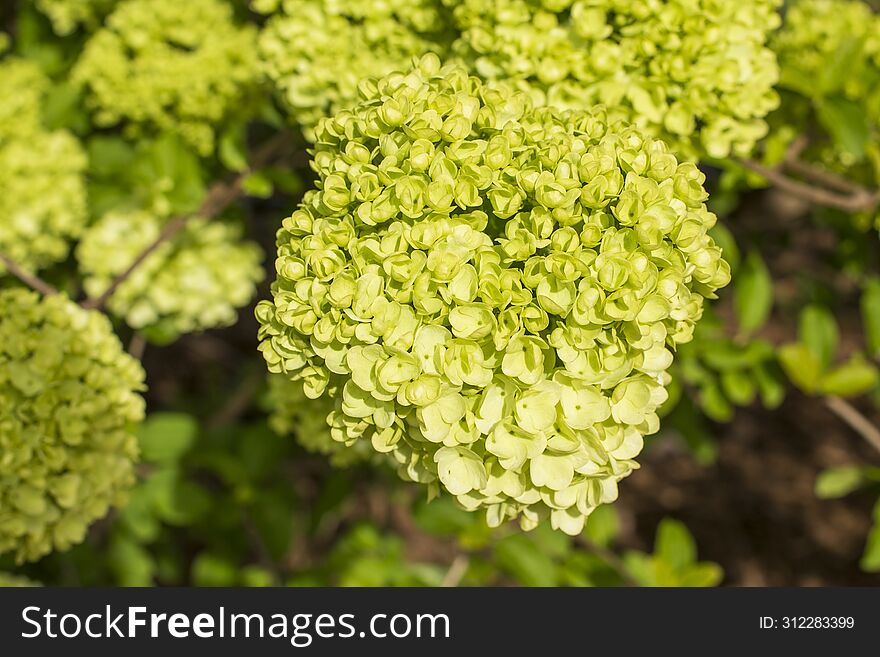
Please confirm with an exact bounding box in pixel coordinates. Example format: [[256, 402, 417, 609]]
[[0, 59, 88, 275], [267, 376, 373, 467], [444, 0, 781, 160], [770, 0, 880, 177], [258, 0, 452, 139], [257, 56, 730, 534], [35, 0, 118, 35], [73, 0, 259, 155], [0, 290, 146, 563], [77, 211, 264, 342]]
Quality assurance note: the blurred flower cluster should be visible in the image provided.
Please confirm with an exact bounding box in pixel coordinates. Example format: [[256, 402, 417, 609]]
[[0, 290, 145, 563], [73, 0, 260, 155], [78, 211, 263, 342], [444, 0, 781, 160], [35, 0, 118, 35], [257, 0, 453, 140], [0, 58, 87, 275]]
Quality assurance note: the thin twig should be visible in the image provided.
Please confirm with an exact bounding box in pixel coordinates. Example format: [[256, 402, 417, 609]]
[[82, 133, 290, 311], [577, 537, 640, 587], [440, 555, 470, 587], [824, 396, 880, 456], [242, 513, 283, 585], [783, 159, 867, 195], [0, 252, 58, 296], [128, 333, 147, 361], [737, 158, 880, 213], [206, 368, 264, 430]]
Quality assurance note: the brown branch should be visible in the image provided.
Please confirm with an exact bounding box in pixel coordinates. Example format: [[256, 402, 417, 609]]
[[440, 555, 470, 587], [82, 132, 290, 311], [0, 252, 58, 296], [128, 332, 147, 361], [824, 396, 880, 456], [737, 158, 880, 213]]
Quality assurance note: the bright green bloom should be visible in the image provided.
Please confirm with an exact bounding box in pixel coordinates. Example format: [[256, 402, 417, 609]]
[[73, 0, 259, 155], [258, 56, 729, 534], [0, 58, 88, 276], [267, 375, 375, 466], [444, 0, 781, 160], [258, 0, 453, 139], [0, 290, 146, 563], [35, 0, 118, 35], [77, 210, 263, 342]]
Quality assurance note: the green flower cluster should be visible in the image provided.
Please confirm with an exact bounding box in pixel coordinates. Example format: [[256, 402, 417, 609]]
[[770, 0, 880, 179], [77, 211, 263, 342], [257, 56, 730, 534], [0, 290, 146, 563], [73, 0, 259, 155], [35, 0, 118, 35], [444, 0, 781, 160], [0, 58, 88, 275], [258, 0, 452, 139], [267, 375, 373, 467]]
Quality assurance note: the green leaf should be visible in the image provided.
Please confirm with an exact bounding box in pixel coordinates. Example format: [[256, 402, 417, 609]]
[[778, 343, 824, 394], [413, 496, 478, 536], [191, 553, 238, 587], [819, 356, 879, 397], [133, 135, 206, 214], [108, 537, 155, 587], [753, 362, 786, 409], [41, 83, 88, 134], [861, 278, 880, 359], [654, 518, 697, 571], [734, 252, 773, 335], [816, 97, 872, 159], [219, 125, 249, 172], [861, 501, 880, 572], [137, 413, 198, 464], [815, 466, 866, 499], [708, 223, 740, 273], [243, 171, 274, 198], [494, 533, 558, 587], [87, 136, 136, 178], [799, 305, 839, 371], [818, 39, 866, 97], [720, 369, 757, 406], [678, 562, 724, 587], [584, 505, 619, 548], [699, 379, 734, 422]]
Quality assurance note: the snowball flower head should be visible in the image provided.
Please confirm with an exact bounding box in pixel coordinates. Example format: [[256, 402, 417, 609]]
[[77, 210, 264, 343], [0, 59, 87, 276], [73, 0, 259, 155], [257, 55, 730, 534], [0, 290, 146, 563], [258, 0, 452, 140], [444, 0, 782, 160]]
